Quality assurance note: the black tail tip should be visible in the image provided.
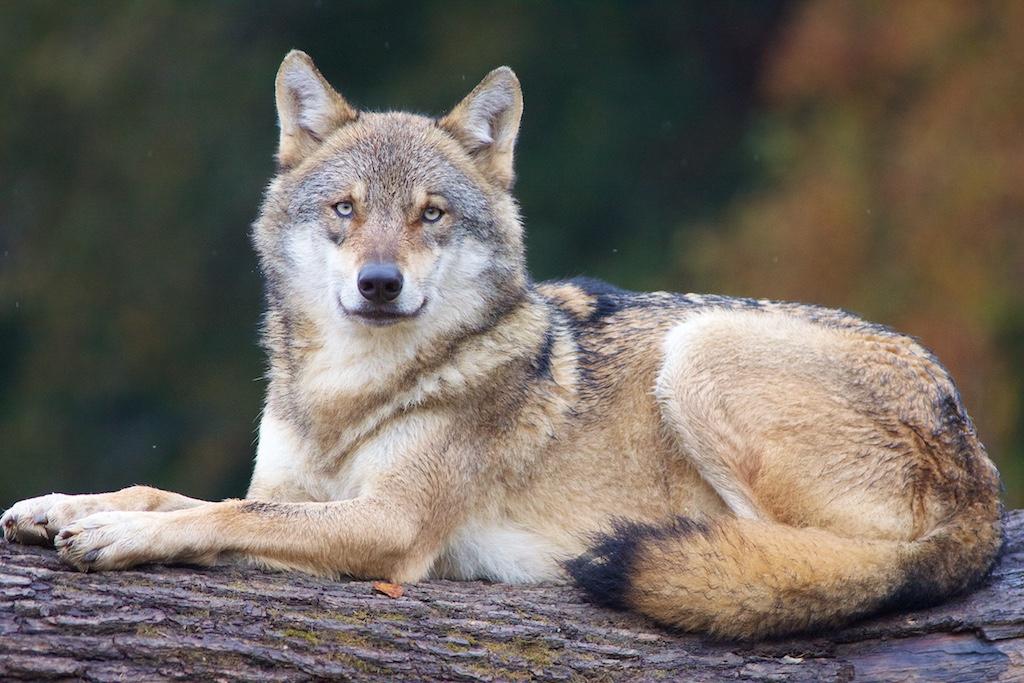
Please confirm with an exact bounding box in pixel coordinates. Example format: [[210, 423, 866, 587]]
[[565, 516, 709, 610]]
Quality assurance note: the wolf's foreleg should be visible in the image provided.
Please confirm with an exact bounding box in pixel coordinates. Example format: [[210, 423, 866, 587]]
[[52, 442, 473, 580], [53, 494, 447, 581]]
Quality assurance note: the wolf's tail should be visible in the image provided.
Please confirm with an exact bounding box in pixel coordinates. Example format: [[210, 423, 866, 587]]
[[567, 501, 1002, 640]]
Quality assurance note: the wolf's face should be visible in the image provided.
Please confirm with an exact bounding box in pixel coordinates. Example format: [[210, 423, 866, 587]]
[[254, 52, 526, 341]]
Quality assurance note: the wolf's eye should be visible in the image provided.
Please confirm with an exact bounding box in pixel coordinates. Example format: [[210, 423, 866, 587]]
[[334, 201, 354, 218], [422, 206, 444, 223]]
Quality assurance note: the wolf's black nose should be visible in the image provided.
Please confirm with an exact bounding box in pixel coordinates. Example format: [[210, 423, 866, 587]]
[[357, 263, 403, 303]]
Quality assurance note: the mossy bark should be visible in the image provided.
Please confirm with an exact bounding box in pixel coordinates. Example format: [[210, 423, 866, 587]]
[[1, 511, 1022, 681]]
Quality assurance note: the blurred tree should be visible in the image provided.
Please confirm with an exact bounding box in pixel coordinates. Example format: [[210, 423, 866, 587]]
[[1, 1, 1018, 507], [684, 0, 1024, 503]]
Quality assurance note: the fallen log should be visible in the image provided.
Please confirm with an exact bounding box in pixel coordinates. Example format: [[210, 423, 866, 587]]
[[1, 511, 1022, 681]]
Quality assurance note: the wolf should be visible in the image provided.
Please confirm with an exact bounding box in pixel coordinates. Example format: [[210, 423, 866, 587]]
[[2, 51, 1002, 639]]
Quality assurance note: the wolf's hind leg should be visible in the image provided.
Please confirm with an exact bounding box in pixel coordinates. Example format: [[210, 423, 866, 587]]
[[655, 308, 987, 541], [653, 313, 778, 521], [654, 310, 916, 537], [2, 486, 208, 547]]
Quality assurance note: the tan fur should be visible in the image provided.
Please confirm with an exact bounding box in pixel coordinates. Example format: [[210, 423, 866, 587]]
[[2, 52, 1002, 640]]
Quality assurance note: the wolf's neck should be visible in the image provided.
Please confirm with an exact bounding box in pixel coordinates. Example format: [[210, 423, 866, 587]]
[[265, 286, 542, 406]]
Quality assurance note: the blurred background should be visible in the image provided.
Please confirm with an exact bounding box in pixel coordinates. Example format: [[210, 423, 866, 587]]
[[1, 1, 1021, 507]]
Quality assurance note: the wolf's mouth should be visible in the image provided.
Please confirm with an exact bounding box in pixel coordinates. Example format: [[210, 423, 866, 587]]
[[341, 300, 427, 327]]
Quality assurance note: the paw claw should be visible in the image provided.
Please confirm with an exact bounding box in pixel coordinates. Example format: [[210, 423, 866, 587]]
[[2, 493, 74, 546], [50, 511, 161, 572]]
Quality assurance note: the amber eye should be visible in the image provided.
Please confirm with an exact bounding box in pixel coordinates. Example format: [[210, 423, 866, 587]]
[[334, 201, 354, 218], [422, 206, 444, 223]]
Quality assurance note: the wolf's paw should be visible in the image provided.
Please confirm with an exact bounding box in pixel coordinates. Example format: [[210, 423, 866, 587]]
[[1, 493, 77, 546], [54, 511, 161, 571]]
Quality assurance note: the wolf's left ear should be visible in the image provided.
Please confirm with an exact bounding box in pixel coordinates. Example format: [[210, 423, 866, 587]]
[[440, 67, 523, 189], [275, 50, 358, 168]]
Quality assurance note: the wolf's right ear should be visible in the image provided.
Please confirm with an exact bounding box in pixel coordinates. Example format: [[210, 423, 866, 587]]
[[275, 50, 358, 168], [440, 67, 523, 189]]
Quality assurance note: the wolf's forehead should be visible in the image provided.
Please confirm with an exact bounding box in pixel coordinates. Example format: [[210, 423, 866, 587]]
[[312, 114, 468, 195]]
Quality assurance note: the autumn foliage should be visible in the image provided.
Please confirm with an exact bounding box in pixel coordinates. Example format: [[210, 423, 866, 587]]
[[687, 1, 1024, 499]]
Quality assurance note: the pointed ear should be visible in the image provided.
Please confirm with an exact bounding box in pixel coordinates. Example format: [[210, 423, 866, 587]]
[[439, 67, 523, 189], [275, 50, 358, 168]]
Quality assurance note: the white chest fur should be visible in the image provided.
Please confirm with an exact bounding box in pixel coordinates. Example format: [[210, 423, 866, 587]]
[[253, 410, 564, 583], [251, 410, 406, 501]]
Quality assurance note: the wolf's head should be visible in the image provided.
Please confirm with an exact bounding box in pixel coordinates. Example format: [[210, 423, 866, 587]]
[[253, 51, 528, 349]]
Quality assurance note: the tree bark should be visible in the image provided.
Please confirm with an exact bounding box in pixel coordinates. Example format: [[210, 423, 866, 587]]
[[1, 511, 1022, 682]]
